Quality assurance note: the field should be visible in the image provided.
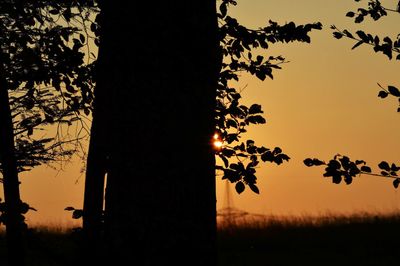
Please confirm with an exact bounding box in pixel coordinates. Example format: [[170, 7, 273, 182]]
[[218, 212, 400, 266], [1, 212, 400, 265]]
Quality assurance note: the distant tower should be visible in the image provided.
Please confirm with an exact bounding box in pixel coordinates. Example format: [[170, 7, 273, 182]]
[[217, 179, 248, 224]]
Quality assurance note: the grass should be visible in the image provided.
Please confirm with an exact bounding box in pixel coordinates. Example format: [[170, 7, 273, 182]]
[[217, 212, 400, 266], [1, 212, 400, 265]]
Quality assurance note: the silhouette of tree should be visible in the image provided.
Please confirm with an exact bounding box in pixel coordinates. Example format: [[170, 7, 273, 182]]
[[0, 1, 97, 265], [0, 0, 322, 265], [80, 1, 322, 265], [83, 2, 218, 265], [304, 0, 400, 188]]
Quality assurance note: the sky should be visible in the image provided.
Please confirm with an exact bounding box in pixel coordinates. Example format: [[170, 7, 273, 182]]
[[2, 0, 400, 226]]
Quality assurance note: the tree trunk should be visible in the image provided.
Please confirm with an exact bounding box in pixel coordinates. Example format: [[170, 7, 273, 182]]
[[81, 113, 107, 263], [82, 41, 112, 264], [93, 1, 219, 265], [0, 67, 25, 266]]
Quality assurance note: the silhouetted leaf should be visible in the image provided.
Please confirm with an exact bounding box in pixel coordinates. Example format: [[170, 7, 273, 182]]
[[312, 158, 325, 166], [378, 91, 388, 98], [328, 159, 341, 170], [333, 32, 343, 39], [72, 209, 83, 219], [235, 181, 245, 194], [255, 71, 266, 81], [245, 115, 266, 124], [393, 179, 400, 189], [220, 155, 229, 168], [388, 86, 400, 97], [332, 174, 342, 184], [378, 161, 390, 171], [344, 176, 353, 185], [249, 104, 262, 114], [355, 15, 364, 23], [261, 151, 273, 162], [20, 202, 30, 214], [381, 171, 389, 176], [219, 3, 227, 18], [304, 158, 314, 167], [352, 41, 364, 50], [249, 184, 259, 194], [222, 148, 235, 157], [346, 11, 355, 17], [360, 166, 372, 173], [356, 30, 368, 42], [391, 163, 400, 172]]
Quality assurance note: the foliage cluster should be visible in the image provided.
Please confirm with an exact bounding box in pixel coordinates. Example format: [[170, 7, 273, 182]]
[[215, 0, 322, 194], [0, 0, 99, 228], [0, 0, 99, 176]]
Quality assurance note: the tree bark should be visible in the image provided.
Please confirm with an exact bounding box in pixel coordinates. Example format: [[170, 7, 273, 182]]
[[92, 1, 219, 265], [0, 67, 25, 266]]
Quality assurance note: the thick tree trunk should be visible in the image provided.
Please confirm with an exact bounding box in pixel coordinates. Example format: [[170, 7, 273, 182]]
[[0, 71, 25, 266], [93, 1, 218, 265]]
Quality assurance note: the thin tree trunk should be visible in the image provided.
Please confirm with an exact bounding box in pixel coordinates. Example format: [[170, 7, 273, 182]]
[[82, 41, 111, 263], [0, 67, 25, 266], [81, 114, 107, 263]]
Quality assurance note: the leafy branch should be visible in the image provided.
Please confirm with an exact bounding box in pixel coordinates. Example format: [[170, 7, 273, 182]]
[[344, 0, 399, 23], [215, 0, 321, 194], [304, 155, 400, 188], [331, 25, 400, 60]]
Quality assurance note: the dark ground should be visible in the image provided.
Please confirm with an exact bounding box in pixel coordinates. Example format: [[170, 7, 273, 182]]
[[1, 213, 400, 266], [217, 214, 400, 266]]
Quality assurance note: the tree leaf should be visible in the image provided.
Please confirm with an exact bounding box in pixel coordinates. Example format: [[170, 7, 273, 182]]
[[378, 161, 390, 171], [352, 40, 364, 50], [355, 15, 364, 23], [72, 210, 83, 219], [304, 158, 314, 167], [235, 181, 245, 194], [219, 3, 227, 18], [388, 86, 400, 97], [333, 32, 343, 39], [378, 91, 388, 98], [255, 71, 266, 81], [360, 166, 372, 173], [356, 30, 368, 42], [332, 174, 342, 184], [249, 184, 259, 194], [249, 104, 262, 114], [393, 179, 400, 189]]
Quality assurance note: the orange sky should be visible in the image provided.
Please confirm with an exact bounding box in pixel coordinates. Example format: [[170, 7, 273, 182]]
[[2, 0, 400, 226]]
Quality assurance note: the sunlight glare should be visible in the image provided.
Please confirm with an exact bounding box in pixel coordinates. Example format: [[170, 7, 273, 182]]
[[213, 133, 223, 149]]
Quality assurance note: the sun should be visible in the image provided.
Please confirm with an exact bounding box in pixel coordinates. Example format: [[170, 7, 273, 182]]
[[213, 133, 223, 149]]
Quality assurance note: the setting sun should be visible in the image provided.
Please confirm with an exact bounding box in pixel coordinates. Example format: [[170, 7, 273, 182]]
[[213, 133, 223, 149]]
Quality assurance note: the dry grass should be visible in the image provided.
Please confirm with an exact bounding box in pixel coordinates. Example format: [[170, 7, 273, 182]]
[[217, 211, 400, 266], [1, 212, 400, 265], [218, 210, 400, 230]]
